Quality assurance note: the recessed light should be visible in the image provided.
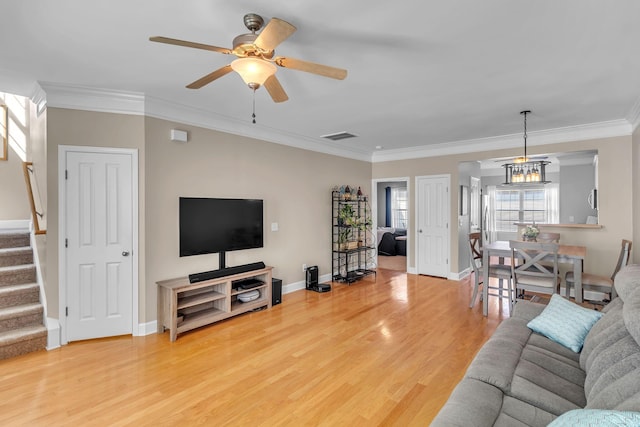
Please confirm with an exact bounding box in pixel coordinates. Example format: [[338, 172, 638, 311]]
[[375, 145, 383, 150]]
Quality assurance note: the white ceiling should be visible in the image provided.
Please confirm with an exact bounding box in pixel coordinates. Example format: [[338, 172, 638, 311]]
[[2, 1, 640, 161]]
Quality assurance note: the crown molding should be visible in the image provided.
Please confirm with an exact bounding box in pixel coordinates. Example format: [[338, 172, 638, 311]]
[[143, 96, 371, 162], [37, 82, 371, 162], [30, 83, 47, 117], [371, 119, 632, 163], [36, 82, 635, 164], [38, 82, 146, 115], [626, 94, 640, 133]]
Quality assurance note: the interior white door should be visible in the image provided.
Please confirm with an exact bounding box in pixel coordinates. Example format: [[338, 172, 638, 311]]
[[416, 175, 450, 278], [65, 150, 133, 341]]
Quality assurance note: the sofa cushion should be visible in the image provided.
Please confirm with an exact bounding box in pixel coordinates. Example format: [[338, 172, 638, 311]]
[[547, 409, 640, 426], [511, 300, 546, 323], [430, 378, 504, 427], [430, 378, 558, 427], [584, 338, 640, 410], [527, 294, 603, 353], [614, 264, 640, 301], [465, 318, 531, 391], [622, 287, 640, 348], [494, 395, 556, 427], [580, 297, 625, 371]]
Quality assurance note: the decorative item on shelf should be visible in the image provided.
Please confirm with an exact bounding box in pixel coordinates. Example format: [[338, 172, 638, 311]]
[[339, 185, 345, 199], [344, 185, 351, 200], [522, 223, 540, 242], [357, 186, 363, 198], [502, 110, 551, 185]]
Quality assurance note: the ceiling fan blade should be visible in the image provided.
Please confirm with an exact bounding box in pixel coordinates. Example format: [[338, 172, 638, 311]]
[[186, 65, 233, 89], [254, 18, 297, 52], [274, 56, 347, 80], [149, 36, 232, 55], [263, 75, 289, 103]]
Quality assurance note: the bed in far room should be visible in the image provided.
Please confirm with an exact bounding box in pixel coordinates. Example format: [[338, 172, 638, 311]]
[[376, 227, 407, 257]]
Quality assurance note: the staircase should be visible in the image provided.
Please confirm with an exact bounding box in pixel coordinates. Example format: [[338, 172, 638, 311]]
[[0, 231, 47, 359]]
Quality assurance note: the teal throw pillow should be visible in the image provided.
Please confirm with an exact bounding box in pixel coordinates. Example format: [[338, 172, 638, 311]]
[[527, 294, 603, 353], [548, 409, 640, 426]]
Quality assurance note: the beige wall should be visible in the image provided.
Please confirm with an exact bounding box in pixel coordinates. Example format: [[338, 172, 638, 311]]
[[0, 147, 29, 220], [373, 135, 634, 277], [0, 94, 31, 221], [45, 108, 146, 319], [144, 117, 371, 322], [42, 109, 371, 324]]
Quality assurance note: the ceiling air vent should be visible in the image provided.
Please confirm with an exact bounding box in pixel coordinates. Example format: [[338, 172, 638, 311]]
[[321, 131, 358, 141]]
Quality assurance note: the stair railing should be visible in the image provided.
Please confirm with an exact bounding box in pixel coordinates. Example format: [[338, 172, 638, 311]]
[[22, 161, 46, 235]]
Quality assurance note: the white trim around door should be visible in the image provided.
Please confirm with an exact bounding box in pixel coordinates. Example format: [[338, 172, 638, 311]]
[[415, 174, 451, 279], [58, 145, 139, 345], [371, 177, 412, 274]]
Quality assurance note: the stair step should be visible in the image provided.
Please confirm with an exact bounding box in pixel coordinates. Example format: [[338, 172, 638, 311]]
[[0, 264, 36, 287], [0, 283, 40, 308], [0, 232, 30, 250], [0, 303, 43, 333], [0, 325, 47, 360], [0, 247, 33, 267]]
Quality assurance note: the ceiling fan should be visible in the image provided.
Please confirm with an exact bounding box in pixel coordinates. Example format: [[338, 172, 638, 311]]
[[149, 13, 347, 103]]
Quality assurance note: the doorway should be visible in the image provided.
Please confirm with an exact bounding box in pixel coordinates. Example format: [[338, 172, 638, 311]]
[[58, 146, 139, 344], [372, 177, 409, 273]]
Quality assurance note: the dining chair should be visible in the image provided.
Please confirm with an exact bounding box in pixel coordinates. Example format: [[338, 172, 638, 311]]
[[534, 231, 561, 280], [565, 239, 632, 303], [510, 240, 561, 304], [468, 232, 512, 308], [536, 232, 560, 243]]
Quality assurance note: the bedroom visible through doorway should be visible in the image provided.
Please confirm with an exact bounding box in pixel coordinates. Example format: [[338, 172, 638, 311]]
[[373, 178, 409, 272]]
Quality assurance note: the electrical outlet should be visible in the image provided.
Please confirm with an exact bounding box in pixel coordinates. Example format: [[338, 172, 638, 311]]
[[302, 263, 307, 272]]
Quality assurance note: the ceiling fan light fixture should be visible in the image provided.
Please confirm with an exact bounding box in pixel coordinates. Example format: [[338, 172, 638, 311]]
[[231, 57, 277, 88]]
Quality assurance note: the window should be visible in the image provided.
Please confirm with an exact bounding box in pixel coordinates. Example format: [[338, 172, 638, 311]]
[[493, 185, 558, 232], [390, 187, 407, 228]]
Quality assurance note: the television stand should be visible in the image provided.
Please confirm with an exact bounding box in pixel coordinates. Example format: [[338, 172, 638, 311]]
[[157, 266, 273, 341]]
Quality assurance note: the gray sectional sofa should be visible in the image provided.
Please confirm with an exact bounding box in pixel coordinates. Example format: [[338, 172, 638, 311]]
[[431, 264, 640, 426]]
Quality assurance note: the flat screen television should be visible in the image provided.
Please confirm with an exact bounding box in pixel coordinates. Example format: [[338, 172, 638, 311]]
[[179, 197, 263, 268]]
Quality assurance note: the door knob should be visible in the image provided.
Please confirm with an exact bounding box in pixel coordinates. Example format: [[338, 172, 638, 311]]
[[122, 251, 130, 256]]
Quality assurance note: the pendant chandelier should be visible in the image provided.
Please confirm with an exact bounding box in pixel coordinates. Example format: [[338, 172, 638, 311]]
[[502, 110, 550, 185]]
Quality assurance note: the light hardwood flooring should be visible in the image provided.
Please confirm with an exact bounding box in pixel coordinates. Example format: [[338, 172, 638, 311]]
[[0, 270, 512, 426], [377, 255, 407, 272]]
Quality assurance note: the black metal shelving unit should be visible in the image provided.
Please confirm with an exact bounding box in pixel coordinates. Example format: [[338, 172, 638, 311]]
[[332, 189, 376, 284]]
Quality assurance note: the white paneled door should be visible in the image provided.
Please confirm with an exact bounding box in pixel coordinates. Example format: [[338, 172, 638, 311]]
[[64, 149, 134, 342], [416, 175, 450, 278]]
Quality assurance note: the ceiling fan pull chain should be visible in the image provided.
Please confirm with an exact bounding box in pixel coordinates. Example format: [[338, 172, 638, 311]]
[[252, 88, 257, 124]]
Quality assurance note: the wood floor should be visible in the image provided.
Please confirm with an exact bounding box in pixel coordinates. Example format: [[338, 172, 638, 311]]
[[376, 255, 407, 271], [0, 269, 512, 426]]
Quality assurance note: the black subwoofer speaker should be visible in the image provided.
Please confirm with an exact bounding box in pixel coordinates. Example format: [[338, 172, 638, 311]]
[[305, 266, 319, 289], [272, 278, 282, 306]]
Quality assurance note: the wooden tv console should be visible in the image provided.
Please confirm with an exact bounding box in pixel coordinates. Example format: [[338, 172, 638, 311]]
[[157, 266, 273, 341]]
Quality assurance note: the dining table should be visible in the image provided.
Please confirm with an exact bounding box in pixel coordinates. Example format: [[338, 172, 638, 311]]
[[481, 240, 587, 316]]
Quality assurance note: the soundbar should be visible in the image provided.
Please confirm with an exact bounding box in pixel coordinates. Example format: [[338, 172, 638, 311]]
[[189, 262, 266, 284]]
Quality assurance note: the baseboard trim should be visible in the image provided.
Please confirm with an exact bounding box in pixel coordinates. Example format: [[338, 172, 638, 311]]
[[0, 220, 30, 231], [451, 268, 471, 281], [46, 317, 61, 350], [283, 274, 332, 295], [136, 321, 158, 336]]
